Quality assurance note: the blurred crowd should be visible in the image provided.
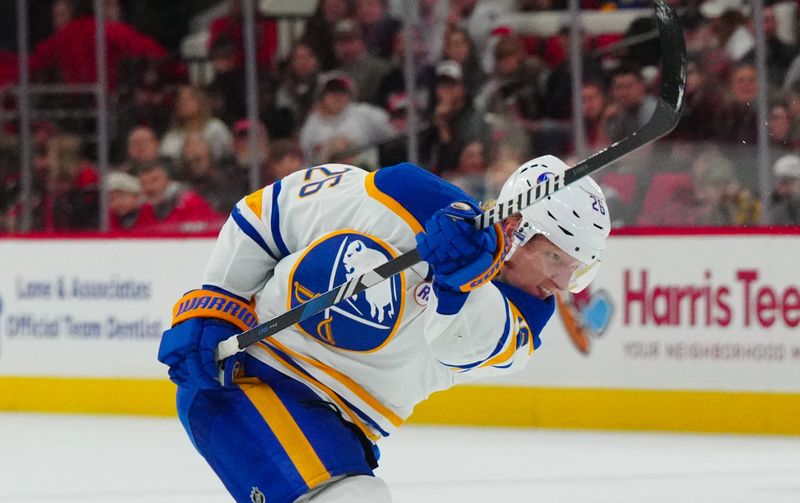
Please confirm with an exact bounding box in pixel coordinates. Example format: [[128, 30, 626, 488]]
[[0, 0, 799, 235]]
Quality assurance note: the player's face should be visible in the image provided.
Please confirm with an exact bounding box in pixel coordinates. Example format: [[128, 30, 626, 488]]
[[503, 233, 582, 300]]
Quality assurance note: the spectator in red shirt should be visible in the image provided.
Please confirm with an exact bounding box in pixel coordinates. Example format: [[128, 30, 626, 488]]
[[26, 2, 167, 91], [207, 0, 279, 72], [135, 159, 222, 233]]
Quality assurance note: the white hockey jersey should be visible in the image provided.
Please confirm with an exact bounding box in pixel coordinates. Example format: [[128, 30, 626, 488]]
[[203, 163, 555, 441]]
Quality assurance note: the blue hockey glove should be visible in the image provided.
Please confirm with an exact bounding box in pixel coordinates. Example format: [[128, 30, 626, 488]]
[[157, 288, 258, 389], [415, 201, 507, 294]]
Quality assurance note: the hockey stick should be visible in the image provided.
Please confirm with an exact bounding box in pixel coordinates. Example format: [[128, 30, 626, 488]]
[[216, 0, 686, 361]]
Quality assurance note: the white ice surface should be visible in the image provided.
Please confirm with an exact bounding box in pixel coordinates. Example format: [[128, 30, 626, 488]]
[[1, 413, 799, 503]]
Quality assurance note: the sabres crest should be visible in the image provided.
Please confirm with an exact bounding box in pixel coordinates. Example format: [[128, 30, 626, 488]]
[[289, 231, 404, 351]]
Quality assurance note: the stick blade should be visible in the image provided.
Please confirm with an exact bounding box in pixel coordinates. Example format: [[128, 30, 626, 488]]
[[566, 0, 687, 185]]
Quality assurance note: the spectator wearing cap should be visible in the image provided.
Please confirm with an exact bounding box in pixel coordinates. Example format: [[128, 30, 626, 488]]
[[769, 154, 800, 225], [420, 60, 490, 175], [160, 85, 234, 164], [332, 18, 394, 105], [135, 159, 221, 233], [299, 71, 394, 169], [107, 171, 156, 231], [275, 42, 321, 131], [355, 0, 401, 59]]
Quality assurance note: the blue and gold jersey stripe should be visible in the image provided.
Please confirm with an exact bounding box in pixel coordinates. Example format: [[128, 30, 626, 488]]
[[254, 342, 384, 441], [267, 339, 404, 429]]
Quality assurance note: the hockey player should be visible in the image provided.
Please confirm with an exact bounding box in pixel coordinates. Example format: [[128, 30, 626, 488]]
[[158, 155, 610, 503]]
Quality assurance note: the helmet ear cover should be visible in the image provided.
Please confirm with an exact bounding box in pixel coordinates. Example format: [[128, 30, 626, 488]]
[[499, 155, 611, 293]]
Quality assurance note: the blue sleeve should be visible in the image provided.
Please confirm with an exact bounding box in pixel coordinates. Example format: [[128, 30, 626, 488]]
[[492, 281, 555, 351], [373, 163, 477, 226]]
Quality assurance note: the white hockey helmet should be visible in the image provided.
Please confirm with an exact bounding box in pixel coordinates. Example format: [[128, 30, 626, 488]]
[[498, 155, 611, 293]]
